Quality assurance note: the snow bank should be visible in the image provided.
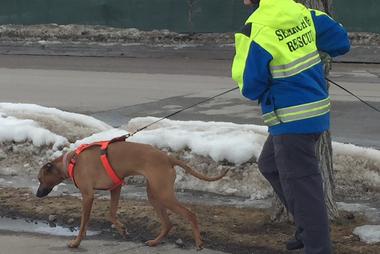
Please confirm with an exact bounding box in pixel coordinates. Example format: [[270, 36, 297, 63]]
[[353, 225, 380, 244], [0, 103, 113, 177], [333, 142, 380, 163], [333, 143, 380, 197], [126, 117, 380, 198], [127, 117, 380, 165], [0, 103, 111, 150], [127, 117, 268, 165], [0, 25, 378, 46], [0, 24, 234, 46], [0, 105, 379, 200], [0, 103, 111, 131], [0, 103, 111, 146], [0, 114, 67, 150], [70, 128, 128, 149]]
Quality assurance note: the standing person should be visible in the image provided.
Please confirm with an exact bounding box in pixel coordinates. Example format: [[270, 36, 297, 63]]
[[232, 0, 350, 253]]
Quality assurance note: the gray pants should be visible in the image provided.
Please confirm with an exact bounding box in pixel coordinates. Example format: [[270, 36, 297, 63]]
[[258, 134, 331, 254]]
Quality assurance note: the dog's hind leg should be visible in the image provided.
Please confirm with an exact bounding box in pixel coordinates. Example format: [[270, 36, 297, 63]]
[[164, 199, 204, 250], [68, 189, 94, 248], [108, 185, 128, 238], [145, 184, 173, 247]]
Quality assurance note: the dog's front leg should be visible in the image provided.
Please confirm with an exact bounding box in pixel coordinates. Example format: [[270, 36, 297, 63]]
[[108, 185, 128, 238], [68, 190, 94, 248]]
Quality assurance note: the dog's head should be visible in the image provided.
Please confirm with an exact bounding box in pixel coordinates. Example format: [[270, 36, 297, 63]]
[[36, 162, 64, 198]]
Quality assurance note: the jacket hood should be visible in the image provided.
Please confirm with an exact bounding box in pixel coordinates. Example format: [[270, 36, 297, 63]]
[[247, 0, 308, 29]]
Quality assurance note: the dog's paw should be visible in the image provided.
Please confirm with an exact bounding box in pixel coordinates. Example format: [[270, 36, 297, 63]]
[[67, 239, 80, 248], [119, 228, 129, 239], [112, 223, 129, 239], [115, 226, 129, 238], [145, 240, 159, 247], [196, 241, 204, 251]]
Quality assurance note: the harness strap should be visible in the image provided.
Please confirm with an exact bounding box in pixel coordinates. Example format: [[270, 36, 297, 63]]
[[67, 150, 81, 188], [66, 135, 127, 190], [100, 142, 124, 189]]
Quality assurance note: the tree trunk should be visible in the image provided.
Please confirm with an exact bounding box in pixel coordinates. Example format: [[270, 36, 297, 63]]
[[271, 0, 340, 222]]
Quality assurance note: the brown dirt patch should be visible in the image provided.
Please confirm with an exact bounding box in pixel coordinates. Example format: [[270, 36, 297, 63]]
[[0, 187, 379, 254]]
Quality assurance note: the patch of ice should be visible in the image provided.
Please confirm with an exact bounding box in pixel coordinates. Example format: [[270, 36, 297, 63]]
[[353, 225, 380, 244], [338, 202, 380, 223], [0, 217, 99, 237], [38, 40, 62, 45]]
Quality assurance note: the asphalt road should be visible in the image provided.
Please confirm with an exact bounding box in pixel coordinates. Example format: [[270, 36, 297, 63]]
[[0, 54, 379, 148]]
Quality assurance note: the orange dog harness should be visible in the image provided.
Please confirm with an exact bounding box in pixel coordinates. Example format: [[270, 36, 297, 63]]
[[67, 135, 127, 190]]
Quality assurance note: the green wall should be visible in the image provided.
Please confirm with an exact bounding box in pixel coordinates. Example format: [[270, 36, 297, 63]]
[[333, 0, 379, 33], [0, 0, 378, 33], [0, 0, 250, 33]]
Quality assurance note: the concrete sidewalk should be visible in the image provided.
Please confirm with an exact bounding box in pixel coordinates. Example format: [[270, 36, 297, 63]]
[[0, 233, 230, 254]]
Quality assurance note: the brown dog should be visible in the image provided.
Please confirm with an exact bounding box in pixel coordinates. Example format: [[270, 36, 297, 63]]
[[36, 140, 228, 249]]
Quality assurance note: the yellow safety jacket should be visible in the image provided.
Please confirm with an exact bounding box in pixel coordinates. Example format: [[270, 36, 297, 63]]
[[232, 0, 350, 135]]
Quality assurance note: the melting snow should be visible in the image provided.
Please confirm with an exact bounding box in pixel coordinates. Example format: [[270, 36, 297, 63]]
[[0, 103, 379, 200], [353, 225, 380, 244]]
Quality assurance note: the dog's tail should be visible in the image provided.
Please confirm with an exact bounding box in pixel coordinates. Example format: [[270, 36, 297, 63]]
[[170, 157, 229, 182]]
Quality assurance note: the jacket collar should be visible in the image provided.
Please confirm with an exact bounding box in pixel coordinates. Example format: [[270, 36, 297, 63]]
[[246, 0, 307, 29]]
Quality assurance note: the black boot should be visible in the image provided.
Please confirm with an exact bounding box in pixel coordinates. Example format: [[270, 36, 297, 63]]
[[286, 228, 304, 251]]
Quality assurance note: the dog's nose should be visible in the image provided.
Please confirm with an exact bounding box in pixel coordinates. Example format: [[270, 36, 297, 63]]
[[36, 187, 52, 198]]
